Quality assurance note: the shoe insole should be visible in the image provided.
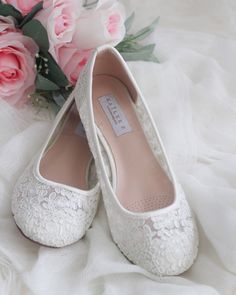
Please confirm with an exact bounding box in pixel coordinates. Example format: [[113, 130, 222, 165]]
[[93, 75, 174, 212], [40, 103, 92, 189]]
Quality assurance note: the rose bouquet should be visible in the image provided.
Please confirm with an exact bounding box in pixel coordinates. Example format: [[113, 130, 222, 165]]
[[0, 0, 158, 109]]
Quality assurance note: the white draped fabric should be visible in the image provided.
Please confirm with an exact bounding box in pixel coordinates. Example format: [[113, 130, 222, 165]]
[[1, 0, 236, 294]]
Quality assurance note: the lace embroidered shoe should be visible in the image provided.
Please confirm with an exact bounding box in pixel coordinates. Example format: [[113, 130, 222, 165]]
[[76, 45, 199, 275], [12, 93, 100, 247]]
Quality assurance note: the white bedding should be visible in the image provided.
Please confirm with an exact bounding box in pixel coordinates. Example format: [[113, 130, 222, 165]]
[[1, 0, 236, 294]]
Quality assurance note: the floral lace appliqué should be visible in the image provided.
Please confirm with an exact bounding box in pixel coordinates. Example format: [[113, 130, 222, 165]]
[[12, 165, 100, 247]]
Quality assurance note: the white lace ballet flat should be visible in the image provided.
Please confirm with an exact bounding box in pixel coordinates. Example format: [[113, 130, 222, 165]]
[[12, 93, 100, 247], [75, 45, 199, 275]]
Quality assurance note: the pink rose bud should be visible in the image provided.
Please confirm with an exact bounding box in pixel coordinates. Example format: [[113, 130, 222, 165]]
[[55, 43, 91, 85]]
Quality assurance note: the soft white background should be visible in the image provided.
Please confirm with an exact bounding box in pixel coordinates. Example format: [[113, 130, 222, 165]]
[[1, 0, 236, 294]]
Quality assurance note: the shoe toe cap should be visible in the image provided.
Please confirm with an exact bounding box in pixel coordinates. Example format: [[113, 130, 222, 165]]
[[12, 168, 99, 247], [13, 201, 91, 247], [120, 218, 198, 276], [108, 194, 198, 276], [146, 224, 198, 275]]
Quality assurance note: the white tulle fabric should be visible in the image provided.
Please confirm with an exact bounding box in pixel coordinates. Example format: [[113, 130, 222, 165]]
[[1, 0, 236, 293]]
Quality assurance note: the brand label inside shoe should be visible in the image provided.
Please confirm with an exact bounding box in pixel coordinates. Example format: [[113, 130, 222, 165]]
[[74, 121, 86, 138], [99, 94, 132, 136]]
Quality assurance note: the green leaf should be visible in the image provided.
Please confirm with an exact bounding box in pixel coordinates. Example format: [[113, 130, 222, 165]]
[[22, 19, 49, 52], [121, 51, 158, 62], [132, 17, 160, 41], [117, 39, 144, 53], [138, 43, 156, 53], [43, 52, 69, 88], [125, 12, 135, 32], [19, 1, 43, 28], [52, 91, 66, 107], [36, 74, 60, 91], [0, 4, 23, 22], [120, 44, 159, 63]]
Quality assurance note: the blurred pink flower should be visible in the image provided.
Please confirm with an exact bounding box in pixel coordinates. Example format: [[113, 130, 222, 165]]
[[0, 0, 127, 104], [50, 0, 126, 85], [73, 0, 126, 50], [0, 16, 16, 35], [36, 0, 82, 58], [0, 32, 38, 106], [2, 0, 42, 16], [43, 0, 81, 9], [55, 44, 91, 85]]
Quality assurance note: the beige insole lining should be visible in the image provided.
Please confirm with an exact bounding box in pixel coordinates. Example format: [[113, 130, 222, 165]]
[[93, 75, 174, 212], [40, 103, 92, 189]]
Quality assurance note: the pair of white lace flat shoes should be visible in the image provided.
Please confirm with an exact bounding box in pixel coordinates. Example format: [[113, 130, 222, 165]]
[[12, 46, 198, 276]]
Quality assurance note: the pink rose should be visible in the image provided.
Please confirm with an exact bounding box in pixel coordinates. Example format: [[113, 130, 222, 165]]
[[55, 44, 91, 85], [36, 0, 81, 58], [43, 0, 81, 9], [1, 0, 42, 16], [0, 16, 16, 35], [0, 32, 38, 106], [73, 0, 126, 50]]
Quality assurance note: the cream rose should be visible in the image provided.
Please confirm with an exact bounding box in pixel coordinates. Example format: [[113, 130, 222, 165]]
[[73, 0, 126, 50], [36, 0, 82, 58]]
